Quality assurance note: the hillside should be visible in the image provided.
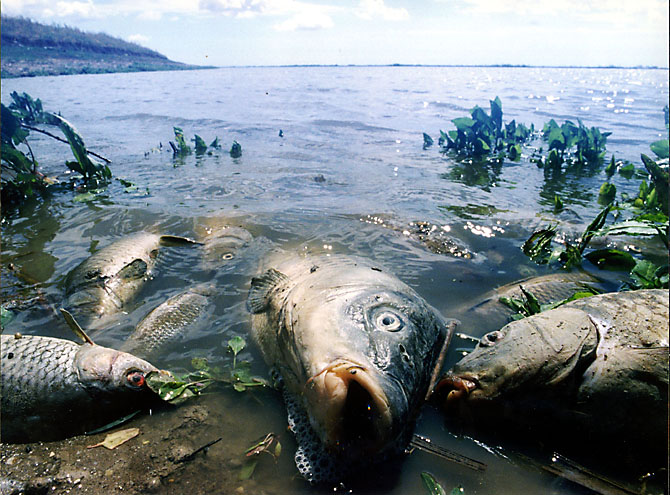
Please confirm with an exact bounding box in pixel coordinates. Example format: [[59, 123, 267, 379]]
[[1, 16, 209, 78]]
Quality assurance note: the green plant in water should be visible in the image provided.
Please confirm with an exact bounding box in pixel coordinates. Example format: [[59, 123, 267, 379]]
[[437, 97, 533, 161], [2, 91, 111, 205], [420, 472, 464, 495], [239, 432, 282, 480], [542, 118, 610, 167], [499, 286, 598, 321], [145, 336, 269, 403]]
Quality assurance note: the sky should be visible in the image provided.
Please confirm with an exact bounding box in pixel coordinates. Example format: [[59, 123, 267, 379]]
[[3, 0, 669, 68]]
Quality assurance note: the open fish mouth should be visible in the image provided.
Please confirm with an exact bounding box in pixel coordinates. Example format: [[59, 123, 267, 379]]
[[435, 373, 479, 406], [304, 359, 394, 453]]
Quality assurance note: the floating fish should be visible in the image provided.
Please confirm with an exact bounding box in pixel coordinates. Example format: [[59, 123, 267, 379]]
[[247, 253, 454, 482], [122, 285, 215, 357], [1, 333, 161, 443], [63, 233, 198, 328], [437, 289, 669, 466]]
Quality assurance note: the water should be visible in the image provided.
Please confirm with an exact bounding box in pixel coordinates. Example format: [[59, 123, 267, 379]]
[[1, 66, 668, 494]]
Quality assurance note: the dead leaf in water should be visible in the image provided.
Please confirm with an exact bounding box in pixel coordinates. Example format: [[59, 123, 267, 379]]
[[87, 428, 140, 450]]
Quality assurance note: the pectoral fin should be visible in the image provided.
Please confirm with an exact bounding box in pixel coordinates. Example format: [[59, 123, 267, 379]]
[[247, 269, 289, 314]]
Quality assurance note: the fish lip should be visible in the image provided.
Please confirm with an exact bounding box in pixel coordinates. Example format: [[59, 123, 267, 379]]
[[304, 359, 394, 453], [435, 373, 479, 405]]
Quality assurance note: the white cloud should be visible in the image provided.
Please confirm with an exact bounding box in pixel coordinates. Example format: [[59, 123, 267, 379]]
[[274, 8, 333, 31], [127, 33, 150, 44], [356, 0, 408, 21]]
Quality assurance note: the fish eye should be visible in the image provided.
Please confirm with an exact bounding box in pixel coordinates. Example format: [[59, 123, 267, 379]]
[[479, 330, 504, 347], [126, 370, 146, 388], [373, 310, 404, 332]]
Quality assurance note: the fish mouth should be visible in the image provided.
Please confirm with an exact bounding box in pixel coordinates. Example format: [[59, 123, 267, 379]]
[[434, 373, 479, 408], [304, 360, 394, 453]]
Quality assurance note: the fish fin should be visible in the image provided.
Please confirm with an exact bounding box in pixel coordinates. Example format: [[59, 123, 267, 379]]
[[60, 308, 95, 345], [247, 269, 289, 313], [159, 235, 204, 246]]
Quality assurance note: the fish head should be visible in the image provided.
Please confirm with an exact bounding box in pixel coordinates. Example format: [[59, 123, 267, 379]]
[[75, 344, 161, 398], [294, 283, 449, 456], [436, 308, 599, 414]]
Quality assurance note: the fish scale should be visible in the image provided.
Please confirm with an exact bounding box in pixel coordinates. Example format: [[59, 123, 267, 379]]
[[1, 334, 159, 443]]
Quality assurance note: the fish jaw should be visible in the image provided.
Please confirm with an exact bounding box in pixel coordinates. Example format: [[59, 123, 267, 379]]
[[303, 359, 401, 455]]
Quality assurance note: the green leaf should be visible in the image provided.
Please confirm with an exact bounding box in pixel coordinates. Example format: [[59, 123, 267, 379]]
[[230, 141, 242, 158], [605, 156, 616, 177], [598, 219, 665, 237], [450, 487, 465, 495], [618, 163, 635, 179], [553, 194, 564, 212], [193, 134, 208, 153], [598, 183, 616, 205], [520, 286, 541, 314], [650, 139, 669, 159], [629, 260, 665, 289], [578, 205, 612, 253], [641, 154, 669, 216], [421, 472, 447, 495], [423, 133, 434, 148], [209, 137, 221, 149], [584, 249, 637, 271], [452, 117, 475, 132], [238, 459, 258, 480], [228, 336, 246, 357]]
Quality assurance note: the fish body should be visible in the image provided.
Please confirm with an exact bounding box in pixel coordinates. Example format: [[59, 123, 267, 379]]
[[201, 225, 252, 265], [63, 233, 162, 328], [248, 253, 451, 481], [438, 289, 669, 463], [1, 334, 159, 443], [122, 285, 214, 357], [460, 271, 609, 331]]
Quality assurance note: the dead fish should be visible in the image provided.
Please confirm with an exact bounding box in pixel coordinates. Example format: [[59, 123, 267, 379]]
[[461, 271, 610, 330], [360, 214, 472, 258], [121, 285, 215, 357], [1, 333, 161, 443], [63, 233, 198, 329], [247, 253, 453, 482], [436, 289, 669, 465]]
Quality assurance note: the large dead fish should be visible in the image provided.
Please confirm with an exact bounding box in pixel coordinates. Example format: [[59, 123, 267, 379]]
[[437, 289, 669, 465], [247, 253, 454, 483], [1, 333, 161, 443], [63, 233, 198, 329]]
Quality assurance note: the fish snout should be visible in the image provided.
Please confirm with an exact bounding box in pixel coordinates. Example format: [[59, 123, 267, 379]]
[[434, 373, 479, 411], [305, 360, 398, 455]]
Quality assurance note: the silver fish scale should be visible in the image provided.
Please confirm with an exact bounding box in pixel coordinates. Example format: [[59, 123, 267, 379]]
[[124, 291, 210, 354], [1, 335, 80, 414]]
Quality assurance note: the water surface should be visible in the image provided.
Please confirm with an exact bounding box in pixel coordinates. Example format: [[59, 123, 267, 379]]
[[2, 66, 668, 494]]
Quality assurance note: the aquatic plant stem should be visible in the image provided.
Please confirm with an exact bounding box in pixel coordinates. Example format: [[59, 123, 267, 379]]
[[21, 124, 112, 163]]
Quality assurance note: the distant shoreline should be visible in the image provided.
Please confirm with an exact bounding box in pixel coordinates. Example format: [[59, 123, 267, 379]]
[[3, 63, 667, 79]]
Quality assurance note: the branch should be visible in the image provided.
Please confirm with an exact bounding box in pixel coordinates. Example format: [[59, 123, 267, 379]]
[[21, 124, 112, 164]]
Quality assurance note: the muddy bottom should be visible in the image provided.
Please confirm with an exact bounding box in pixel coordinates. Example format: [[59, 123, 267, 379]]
[[0, 388, 308, 495]]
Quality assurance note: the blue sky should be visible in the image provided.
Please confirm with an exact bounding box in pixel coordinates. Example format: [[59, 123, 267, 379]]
[[4, 0, 669, 67]]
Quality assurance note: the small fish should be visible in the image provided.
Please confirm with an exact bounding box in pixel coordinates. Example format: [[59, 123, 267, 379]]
[[1, 333, 161, 443], [436, 289, 669, 466], [122, 285, 214, 357], [247, 253, 454, 482], [63, 233, 198, 328]]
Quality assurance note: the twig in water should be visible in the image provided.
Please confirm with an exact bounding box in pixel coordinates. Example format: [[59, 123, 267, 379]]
[[21, 124, 112, 163]]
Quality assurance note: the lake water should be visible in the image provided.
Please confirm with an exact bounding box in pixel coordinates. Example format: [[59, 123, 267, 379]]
[[1, 66, 668, 494]]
